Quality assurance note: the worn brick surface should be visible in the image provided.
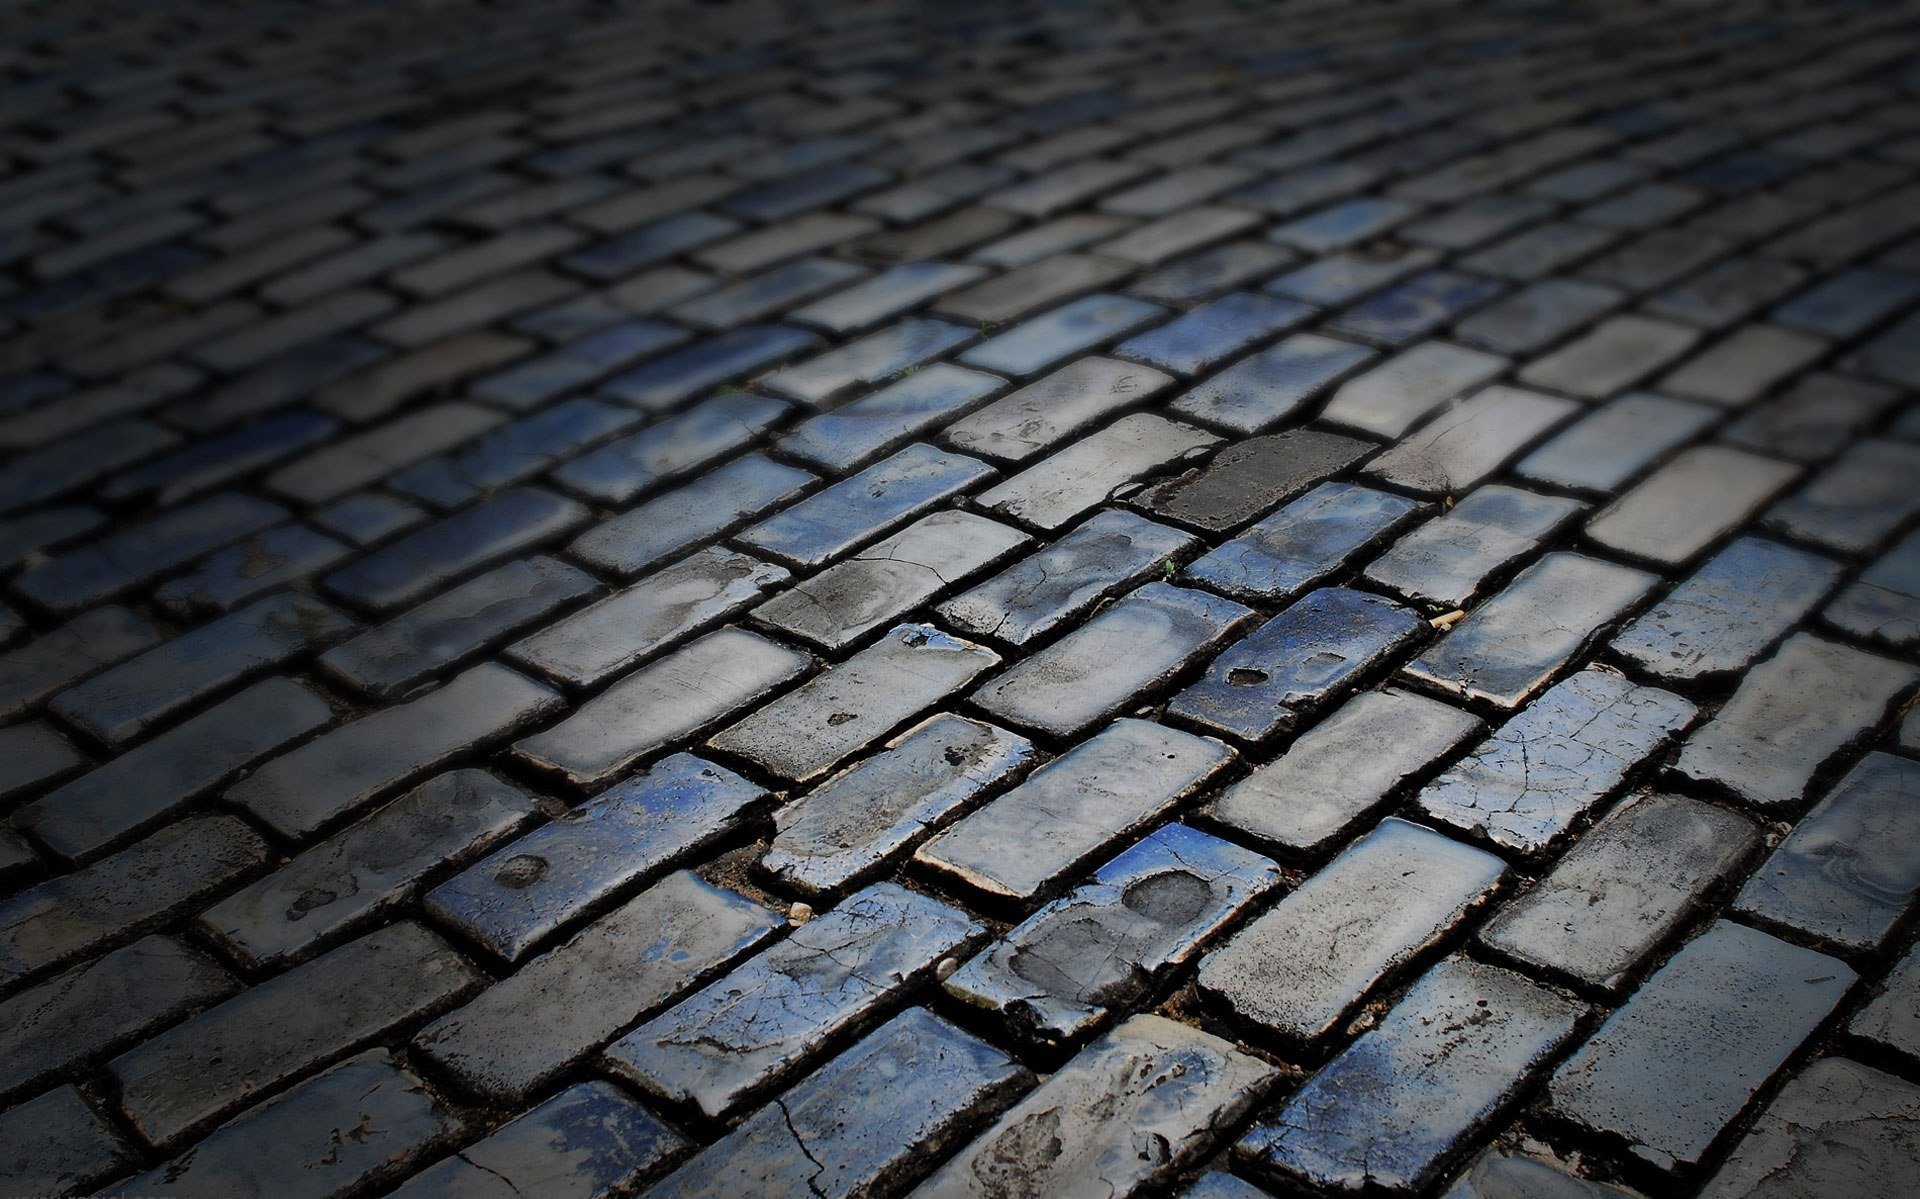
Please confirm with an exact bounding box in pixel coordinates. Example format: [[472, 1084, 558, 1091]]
[[3, 4, 1919, 1195]]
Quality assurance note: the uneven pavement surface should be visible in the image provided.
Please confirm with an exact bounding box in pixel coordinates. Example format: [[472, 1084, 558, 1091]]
[[3, 0, 1920, 1195]]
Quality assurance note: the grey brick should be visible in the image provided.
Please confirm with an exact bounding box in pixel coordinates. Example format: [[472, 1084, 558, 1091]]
[[1661, 325, 1829, 408], [230, 661, 560, 839], [1238, 957, 1584, 1194], [985, 156, 1151, 217], [1186, 481, 1425, 604], [387, 396, 647, 501], [913, 1014, 1277, 1199], [1441, 1152, 1643, 1199], [741, 442, 992, 569], [1454, 278, 1624, 355], [1612, 536, 1842, 683], [1768, 438, 1920, 556], [0, 721, 82, 803], [1270, 243, 1445, 306], [604, 882, 979, 1119], [1548, 921, 1855, 1173], [1675, 634, 1917, 809], [568, 452, 813, 577], [1366, 385, 1578, 496], [1326, 268, 1504, 347], [1724, 373, 1902, 465], [1322, 341, 1509, 439], [323, 487, 590, 612], [599, 327, 816, 414], [414, 870, 780, 1101], [13, 492, 285, 614], [200, 770, 537, 969], [1698, 1058, 1920, 1199], [552, 393, 789, 507], [1272, 196, 1419, 252], [916, 718, 1234, 903], [1366, 485, 1586, 609], [0, 1086, 134, 1197], [1514, 392, 1721, 493], [1198, 817, 1505, 1044], [668, 257, 866, 332], [979, 412, 1219, 532], [944, 356, 1172, 463], [1824, 527, 1920, 648], [969, 216, 1134, 270], [1130, 239, 1297, 306], [695, 212, 879, 275], [515, 629, 807, 788], [780, 363, 1003, 473], [1169, 332, 1375, 434], [1647, 256, 1810, 331], [961, 294, 1162, 377], [1851, 941, 1920, 1061], [1517, 315, 1701, 399], [1139, 429, 1373, 534], [791, 261, 987, 333]]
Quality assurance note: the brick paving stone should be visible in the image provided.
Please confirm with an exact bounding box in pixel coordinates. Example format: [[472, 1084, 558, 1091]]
[[0, 720, 81, 803], [1847, 311, 1920, 388], [414, 870, 779, 1101], [1113, 291, 1308, 376], [740, 442, 993, 569], [13, 491, 284, 614], [1772, 265, 1920, 338], [108, 921, 481, 1147], [1659, 324, 1830, 408], [780, 363, 1004, 472], [978, 412, 1219, 532], [791, 262, 987, 334], [1646, 256, 1809, 331], [961, 293, 1163, 377], [155, 522, 354, 616], [1187, 481, 1427, 603], [1611, 536, 1843, 683], [1129, 239, 1297, 305], [387, 397, 646, 505], [1768, 438, 1920, 556], [599, 326, 816, 413], [1674, 634, 1918, 809], [1366, 385, 1579, 497], [1696, 1057, 1920, 1199], [1547, 921, 1855, 1173], [1441, 1152, 1645, 1199], [0, 1085, 133, 1197], [754, 510, 1028, 651], [20, 677, 332, 860], [1272, 197, 1420, 253], [1237, 956, 1585, 1194], [944, 355, 1171, 463], [1210, 688, 1481, 855], [1197, 818, 1505, 1045], [0, 934, 233, 1102], [1723, 372, 1901, 465], [857, 206, 1021, 264], [390, 1080, 683, 1199], [1734, 752, 1920, 953], [1169, 588, 1425, 743], [0, 814, 266, 986], [1517, 315, 1701, 400], [1479, 793, 1758, 991], [429, 754, 766, 961], [1366, 485, 1586, 609], [569, 452, 813, 577], [1326, 268, 1504, 347], [1405, 553, 1658, 709], [765, 317, 974, 406], [1167, 331, 1375, 433], [1418, 669, 1695, 854], [1321, 340, 1509, 438], [103, 1050, 462, 1199], [1269, 243, 1444, 306], [1591, 439, 1807, 568], [514, 629, 806, 787], [972, 581, 1252, 738], [1184, 1171, 1277, 1199], [200, 770, 536, 969], [1455, 278, 1625, 356], [231, 661, 558, 838], [937, 251, 1133, 323], [322, 486, 590, 611], [651, 1006, 1030, 1199], [1137, 428, 1373, 533], [552, 393, 790, 507], [509, 548, 786, 687], [1851, 941, 1920, 1061], [1514, 391, 1720, 494], [604, 881, 979, 1119], [912, 1014, 1277, 1199], [670, 257, 866, 331], [312, 491, 426, 545], [1825, 527, 1920, 647], [946, 823, 1279, 1048]]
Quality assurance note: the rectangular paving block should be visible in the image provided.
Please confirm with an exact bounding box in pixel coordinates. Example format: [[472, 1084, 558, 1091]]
[[428, 754, 766, 961], [945, 823, 1280, 1048], [19, 676, 333, 860], [938, 250, 1132, 322], [763, 713, 1034, 898], [763, 318, 975, 406], [791, 260, 987, 333], [386, 398, 644, 507], [1168, 331, 1376, 434], [199, 769, 537, 969], [1660, 325, 1828, 408], [1674, 634, 1918, 809], [109, 921, 481, 1148], [1697, 1057, 1920, 1199], [1135, 427, 1374, 534], [1514, 391, 1721, 494], [1455, 277, 1624, 356], [1185, 481, 1426, 603], [1479, 793, 1758, 991], [48, 592, 349, 745], [13, 491, 284, 613], [961, 293, 1163, 377], [1403, 552, 1658, 709], [972, 580, 1252, 738], [1327, 268, 1505, 346], [0, 814, 266, 986], [1321, 341, 1509, 439], [1238, 957, 1585, 1194], [319, 555, 597, 697], [1517, 314, 1701, 399], [1548, 921, 1855, 1173], [1610, 536, 1842, 683], [975, 409, 1222, 533], [551, 393, 790, 506], [1735, 752, 1920, 953], [0, 607, 151, 720], [1851, 941, 1920, 1062], [1366, 385, 1579, 497], [943, 355, 1171, 463], [1586, 445, 1802, 568], [107, 1050, 462, 1199], [912, 1014, 1278, 1199], [1209, 688, 1483, 855], [1725, 372, 1902, 466], [0, 1085, 134, 1198], [0, 721, 81, 806], [917, 718, 1235, 903], [778, 362, 1003, 472], [1417, 668, 1695, 854], [1198, 817, 1505, 1045], [753, 509, 1028, 651], [937, 508, 1200, 645], [1366, 484, 1586, 609], [514, 627, 808, 788], [738, 442, 994, 569], [710, 623, 999, 782], [568, 452, 813, 577], [1114, 291, 1308, 376], [322, 486, 590, 611], [599, 325, 817, 412], [414, 871, 781, 1101], [1767, 438, 1920, 556], [1825, 527, 1920, 648], [1167, 587, 1426, 743], [230, 661, 560, 838], [604, 882, 979, 1119], [155, 522, 354, 618], [651, 1007, 1030, 1199]]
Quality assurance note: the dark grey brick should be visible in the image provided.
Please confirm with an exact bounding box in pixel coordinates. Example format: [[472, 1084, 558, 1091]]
[[1548, 921, 1854, 1173], [739, 442, 993, 570], [568, 452, 813, 577], [428, 754, 764, 961], [1724, 373, 1902, 465], [155, 523, 353, 617], [1454, 278, 1624, 355], [1129, 239, 1297, 306], [779, 363, 1003, 472], [13, 492, 284, 614], [1326, 268, 1505, 347], [937, 251, 1133, 324], [1768, 438, 1920, 556], [1612, 536, 1842, 683], [1441, 1152, 1643, 1199], [599, 326, 817, 413], [1647, 255, 1810, 331], [1269, 243, 1444, 306], [604, 881, 979, 1119], [551, 393, 789, 507], [1136, 428, 1373, 534], [323, 487, 590, 612], [0, 721, 83, 803], [943, 356, 1172, 463], [1186, 481, 1426, 604], [0, 1086, 134, 1197], [978, 412, 1220, 532], [1851, 941, 1920, 1062], [1824, 527, 1920, 648]]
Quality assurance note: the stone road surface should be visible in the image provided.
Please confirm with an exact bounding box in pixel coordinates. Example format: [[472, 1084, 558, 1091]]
[[1, 0, 1919, 1196]]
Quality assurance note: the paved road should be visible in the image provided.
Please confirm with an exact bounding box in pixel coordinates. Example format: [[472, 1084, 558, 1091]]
[[1, 1, 1919, 1196]]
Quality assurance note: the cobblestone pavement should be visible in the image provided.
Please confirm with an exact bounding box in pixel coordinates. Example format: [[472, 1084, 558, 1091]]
[[3, 0, 1920, 1195]]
